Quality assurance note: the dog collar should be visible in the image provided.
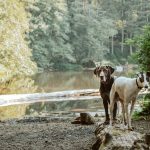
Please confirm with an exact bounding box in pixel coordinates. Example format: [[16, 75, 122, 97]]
[[136, 79, 142, 89]]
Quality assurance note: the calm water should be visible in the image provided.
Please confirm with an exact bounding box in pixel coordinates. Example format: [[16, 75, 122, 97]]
[[0, 71, 99, 94], [33, 71, 99, 93], [0, 70, 132, 120]]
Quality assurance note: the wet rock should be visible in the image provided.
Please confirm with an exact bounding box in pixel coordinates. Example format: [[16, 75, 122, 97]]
[[145, 134, 150, 145], [94, 113, 99, 117], [71, 113, 95, 125], [92, 138, 102, 150], [131, 134, 150, 150]]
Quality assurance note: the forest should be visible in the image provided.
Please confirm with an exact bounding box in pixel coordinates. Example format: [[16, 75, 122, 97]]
[[0, 1, 150, 149], [0, 0, 150, 81]]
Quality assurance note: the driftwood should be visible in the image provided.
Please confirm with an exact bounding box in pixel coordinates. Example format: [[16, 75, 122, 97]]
[[92, 123, 150, 150], [71, 113, 95, 125]]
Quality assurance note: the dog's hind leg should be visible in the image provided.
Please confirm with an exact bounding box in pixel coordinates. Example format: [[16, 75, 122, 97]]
[[109, 87, 116, 126]]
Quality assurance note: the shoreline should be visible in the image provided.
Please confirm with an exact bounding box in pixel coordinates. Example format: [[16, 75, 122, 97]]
[[0, 116, 149, 150]]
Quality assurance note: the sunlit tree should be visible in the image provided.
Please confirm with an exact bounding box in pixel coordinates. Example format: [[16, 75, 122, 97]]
[[0, 0, 37, 82]]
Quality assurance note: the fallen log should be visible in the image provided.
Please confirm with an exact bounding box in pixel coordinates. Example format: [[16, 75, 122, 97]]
[[0, 89, 100, 106], [0, 89, 149, 107], [92, 123, 149, 150]]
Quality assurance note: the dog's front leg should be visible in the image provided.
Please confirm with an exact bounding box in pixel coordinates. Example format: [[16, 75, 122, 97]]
[[128, 100, 136, 130], [125, 103, 133, 130]]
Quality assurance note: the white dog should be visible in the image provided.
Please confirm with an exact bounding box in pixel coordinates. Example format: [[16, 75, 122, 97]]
[[109, 72, 150, 130]]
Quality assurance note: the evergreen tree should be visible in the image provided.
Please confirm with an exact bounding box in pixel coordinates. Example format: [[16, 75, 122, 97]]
[[66, 0, 117, 64], [28, 0, 75, 70]]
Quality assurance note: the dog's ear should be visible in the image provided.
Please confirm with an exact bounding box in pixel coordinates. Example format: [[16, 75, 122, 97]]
[[146, 71, 150, 77], [107, 66, 115, 74], [94, 67, 100, 76], [94, 67, 98, 76]]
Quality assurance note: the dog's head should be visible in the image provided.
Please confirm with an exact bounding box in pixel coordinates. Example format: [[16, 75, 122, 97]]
[[94, 66, 115, 83], [137, 72, 150, 89]]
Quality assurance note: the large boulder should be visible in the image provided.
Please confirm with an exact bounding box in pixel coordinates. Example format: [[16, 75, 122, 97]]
[[92, 123, 149, 150]]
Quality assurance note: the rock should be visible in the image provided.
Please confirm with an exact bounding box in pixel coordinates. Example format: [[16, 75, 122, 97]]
[[92, 138, 102, 150], [131, 134, 150, 150], [71, 113, 95, 125], [92, 123, 149, 150], [94, 113, 99, 117], [145, 134, 150, 145]]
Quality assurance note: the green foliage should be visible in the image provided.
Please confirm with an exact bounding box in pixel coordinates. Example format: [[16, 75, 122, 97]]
[[0, 0, 37, 82], [28, 0, 117, 70], [54, 63, 83, 71], [28, 0, 75, 70], [133, 94, 150, 120], [135, 26, 150, 71], [68, 0, 117, 64], [141, 94, 150, 115], [1, 0, 150, 76]]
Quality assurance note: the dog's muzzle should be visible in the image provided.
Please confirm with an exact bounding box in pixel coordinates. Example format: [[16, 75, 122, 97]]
[[100, 76, 104, 81]]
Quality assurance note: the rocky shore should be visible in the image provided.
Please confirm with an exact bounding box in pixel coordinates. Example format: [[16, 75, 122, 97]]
[[0, 116, 149, 150]]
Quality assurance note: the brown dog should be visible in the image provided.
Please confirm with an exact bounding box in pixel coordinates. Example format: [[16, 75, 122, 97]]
[[94, 66, 117, 124]]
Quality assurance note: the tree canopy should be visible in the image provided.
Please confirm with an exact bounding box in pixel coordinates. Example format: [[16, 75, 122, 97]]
[[0, 0, 150, 76]]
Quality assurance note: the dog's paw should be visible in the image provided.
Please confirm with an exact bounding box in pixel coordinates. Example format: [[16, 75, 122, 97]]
[[128, 126, 134, 131]]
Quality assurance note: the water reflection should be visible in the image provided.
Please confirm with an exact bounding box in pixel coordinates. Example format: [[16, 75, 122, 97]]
[[0, 77, 38, 94], [0, 70, 135, 120], [33, 71, 99, 92], [0, 71, 132, 94], [0, 100, 103, 121], [0, 104, 28, 121]]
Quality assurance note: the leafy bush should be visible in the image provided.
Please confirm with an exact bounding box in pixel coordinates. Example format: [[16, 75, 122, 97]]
[[134, 25, 150, 71], [139, 94, 150, 115], [133, 94, 150, 120]]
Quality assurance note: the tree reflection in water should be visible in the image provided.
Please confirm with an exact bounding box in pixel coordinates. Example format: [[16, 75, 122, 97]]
[[0, 72, 101, 120]]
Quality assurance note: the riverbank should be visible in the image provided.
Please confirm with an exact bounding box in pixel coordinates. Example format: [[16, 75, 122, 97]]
[[0, 117, 96, 150], [0, 116, 149, 150]]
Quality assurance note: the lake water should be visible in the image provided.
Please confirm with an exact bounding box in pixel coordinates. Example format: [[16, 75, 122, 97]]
[[0, 71, 99, 94], [33, 71, 99, 93], [0, 70, 133, 120]]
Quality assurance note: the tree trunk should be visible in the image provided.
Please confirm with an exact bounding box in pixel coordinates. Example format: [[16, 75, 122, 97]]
[[130, 45, 133, 55], [111, 36, 114, 55], [129, 33, 133, 55], [121, 27, 124, 54]]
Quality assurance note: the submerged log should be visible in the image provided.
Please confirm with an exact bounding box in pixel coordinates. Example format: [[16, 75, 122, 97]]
[[92, 123, 149, 150]]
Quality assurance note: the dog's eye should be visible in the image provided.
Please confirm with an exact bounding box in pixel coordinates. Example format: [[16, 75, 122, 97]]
[[139, 77, 144, 82], [146, 76, 150, 82]]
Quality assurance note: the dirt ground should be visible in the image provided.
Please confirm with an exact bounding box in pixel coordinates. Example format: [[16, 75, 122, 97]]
[[0, 117, 149, 150]]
